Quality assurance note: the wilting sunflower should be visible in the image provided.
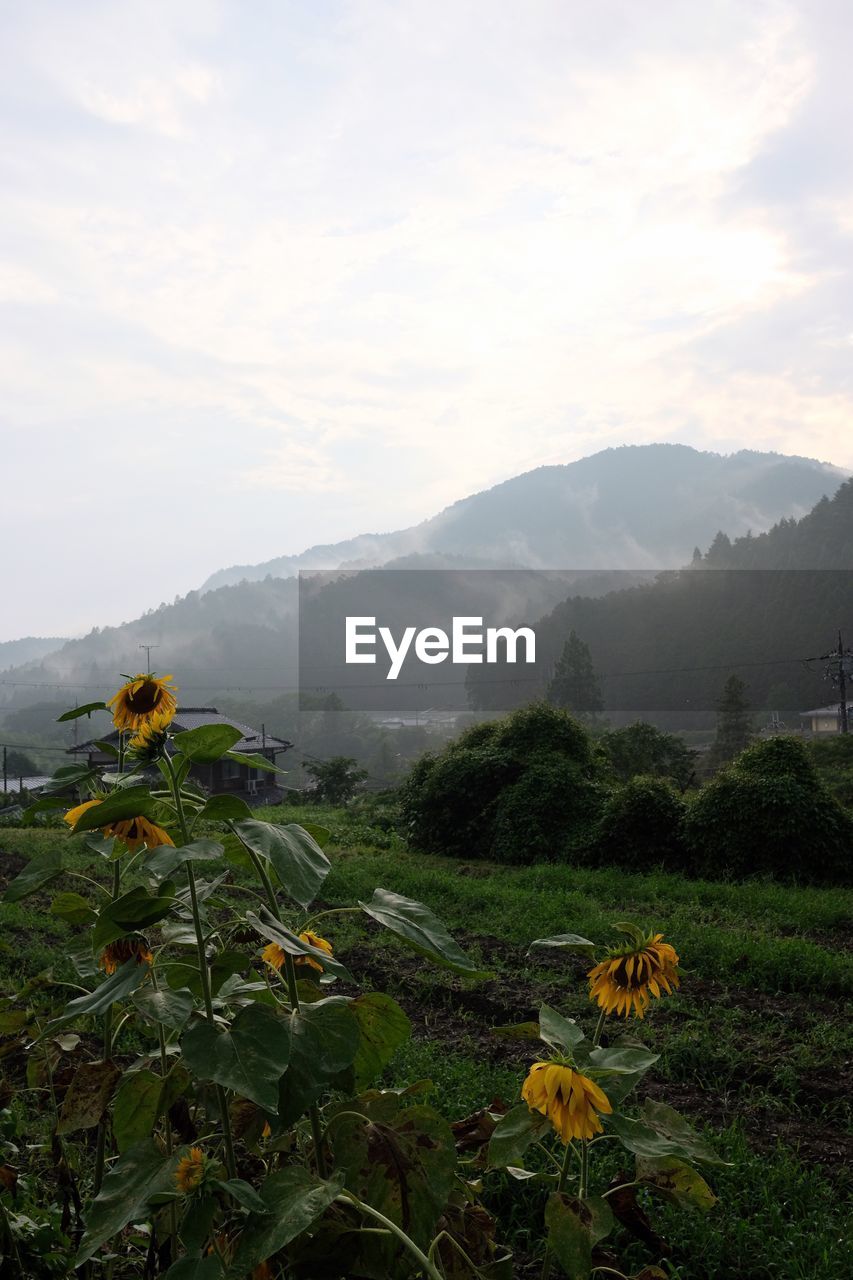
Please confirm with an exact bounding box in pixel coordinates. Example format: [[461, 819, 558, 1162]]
[[63, 798, 103, 830], [175, 1147, 208, 1195], [262, 929, 333, 975], [588, 928, 680, 1019], [107, 673, 177, 732], [99, 936, 153, 975], [64, 799, 173, 852], [522, 1061, 612, 1142], [127, 708, 173, 764]]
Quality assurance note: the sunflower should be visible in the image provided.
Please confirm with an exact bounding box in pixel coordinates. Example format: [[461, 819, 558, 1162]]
[[99, 936, 153, 975], [109, 816, 174, 853], [107, 673, 177, 732], [588, 928, 680, 1019], [63, 799, 103, 830], [127, 708, 173, 764], [522, 1061, 612, 1142], [262, 930, 332, 975], [175, 1147, 207, 1195]]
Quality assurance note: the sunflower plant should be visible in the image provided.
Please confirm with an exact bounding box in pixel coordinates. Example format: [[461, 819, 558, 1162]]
[[2, 673, 507, 1279], [483, 924, 727, 1280]]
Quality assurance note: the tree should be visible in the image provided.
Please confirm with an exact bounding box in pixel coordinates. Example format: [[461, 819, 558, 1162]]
[[302, 756, 368, 805], [2, 749, 39, 779], [546, 631, 603, 718], [599, 722, 696, 790], [707, 675, 753, 771]]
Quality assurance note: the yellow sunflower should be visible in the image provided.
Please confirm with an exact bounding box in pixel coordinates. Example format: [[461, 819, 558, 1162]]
[[588, 929, 680, 1019], [175, 1147, 207, 1195], [108, 816, 174, 853], [107, 673, 177, 732], [99, 936, 153, 975], [63, 798, 103, 830], [127, 708, 173, 763], [262, 930, 332, 975], [522, 1061, 612, 1142]]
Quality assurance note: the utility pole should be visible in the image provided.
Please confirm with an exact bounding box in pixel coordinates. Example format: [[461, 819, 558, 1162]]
[[821, 630, 853, 734], [139, 644, 159, 673], [2, 746, 6, 794]]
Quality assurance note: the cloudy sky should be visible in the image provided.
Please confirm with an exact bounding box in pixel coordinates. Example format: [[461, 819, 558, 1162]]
[[2, 0, 852, 640]]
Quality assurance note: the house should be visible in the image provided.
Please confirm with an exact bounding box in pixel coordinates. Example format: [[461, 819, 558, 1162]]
[[69, 707, 292, 802], [799, 704, 853, 736]]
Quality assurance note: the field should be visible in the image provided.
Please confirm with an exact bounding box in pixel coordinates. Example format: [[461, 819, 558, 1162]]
[[1, 805, 851, 1279]]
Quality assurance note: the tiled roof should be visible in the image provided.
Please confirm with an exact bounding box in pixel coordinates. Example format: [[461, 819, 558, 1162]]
[[70, 706, 291, 754], [800, 704, 853, 716]]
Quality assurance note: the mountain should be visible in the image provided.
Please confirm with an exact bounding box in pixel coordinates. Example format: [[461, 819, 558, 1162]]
[[202, 444, 845, 589], [0, 637, 68, 671]]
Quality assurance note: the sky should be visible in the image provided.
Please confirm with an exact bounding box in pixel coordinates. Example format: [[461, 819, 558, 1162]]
[[2, 0, 853, 640]]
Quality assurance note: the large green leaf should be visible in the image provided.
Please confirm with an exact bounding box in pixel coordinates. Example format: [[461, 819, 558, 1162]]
[[41, 762, 98, 794], [331, 1103, 457, 1253], [146, 839, 225, 881], [539, 1004, 587, 1054], [487, 1103, 550, 1169], [225, 1168, 343, 1278], [164, 1258, 223, 1280], [225, 749, 284, 773], [76, 1140, 179, 1264], [113, 1069, 163, 1152], [92, 885, 176, 948], [544, 1193, 593, 1280], [172, 723, 243, 763], [57, 1060, 121, 1134], [247, 908, 353, 981], [70, 785, 158, 831], [528, 933, 596, 955], [181, 1003, 291, 1111], [131, 985, 194, 1032], [3, 849, 63, 903], [639, 1099, 727, 1165], [197, 794, 253, 822], [47, 957, 150, 1033], [50, 891, 97, 926], [232, 820, 330, 908], [587, 1044, 659, 1076], [635, 1155, 718, 1210], [351, 992, 411, 1089], [278, 996, 360, 1125], [359, 889, 491, 978], [606, 1100, 726, 1166], [57, 701, 108, 721]]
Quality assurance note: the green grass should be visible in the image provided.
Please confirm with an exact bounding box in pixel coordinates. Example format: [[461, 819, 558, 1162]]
[[1, 808, 851, 1279]]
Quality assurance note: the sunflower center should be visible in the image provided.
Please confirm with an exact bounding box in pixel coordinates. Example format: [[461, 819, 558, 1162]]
[[611, 955, 645, 989], [127, 681, 163, 713]]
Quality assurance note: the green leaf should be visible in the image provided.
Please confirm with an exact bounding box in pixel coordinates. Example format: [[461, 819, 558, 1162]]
[[606, 1103, 726, 1166], [50, 891, 97, 926], [487, 1103, 550, 1169], [225, 1168, 343, 1278], [587, 1045, 659, 1076], [57, 1060, 121, 1133], [359, 888, 492, 978], [21, 796, 66, 823], [181, 1004, 291, 1111], [146, 839, 225, 880], [279, 996, 360, 1125], [57, 701, 108, 721], [92, 885, 176, 949], [3, 848, 63, 903], [76, 1140, 179, 1264], [218, 1178, 271, 1214], [351, 992, 411, 1089], [198, 795, 253, 822], [635, 1155, 718, 1210], [640, 1099, 727, 1165], [225, 750, 284, 773], [528, 933, 596, 955], [113, 1069, 163, 1152], [539, 1004, 587, 1053], [491, 1021, 541, 1041], [247, 908, 353, 982], [47, 957, 150, 1033], [299, 821, 331, 848], [70, 785, 158, 831], [172, 723, 243, 763], [232, 820, 330, 909], [330, 1103, 457, 1251], [41, 763, 98, 794], [544, 1192, 592, 1280], [131, 985, 194, 1032], [164, 1257, 223, 1280]]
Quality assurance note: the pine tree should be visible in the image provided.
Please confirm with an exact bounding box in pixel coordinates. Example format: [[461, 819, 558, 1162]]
[[546, 631, 604, 717], [707, 675, 753, 770]]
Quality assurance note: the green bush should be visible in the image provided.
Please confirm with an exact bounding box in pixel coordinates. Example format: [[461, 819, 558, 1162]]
[[684, 736, 852, 884], [587, 775, 688, 872], [399, 702, 599, 862]]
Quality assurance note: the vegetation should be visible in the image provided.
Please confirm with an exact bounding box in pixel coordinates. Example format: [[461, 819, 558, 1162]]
[[546, 631, 603, 718], [301, 755, 368, 805], [705, 676, 754, 773], [598, 723, 697, 790]]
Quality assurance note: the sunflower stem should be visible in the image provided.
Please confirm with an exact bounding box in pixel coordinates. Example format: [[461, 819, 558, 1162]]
[[592, 1008, 607, 1047], [241, 841, 329, 1179], [151, 969, 179, 1257], [93, 860, 121, 1195], [337, 1190, 445, 1280], [540, 1140, 575, 1280], [164, 754, 238, 1181]]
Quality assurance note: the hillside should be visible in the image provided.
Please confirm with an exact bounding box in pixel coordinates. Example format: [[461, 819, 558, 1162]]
[[202, 444, 844, 589], [0, 637, 67, 671]]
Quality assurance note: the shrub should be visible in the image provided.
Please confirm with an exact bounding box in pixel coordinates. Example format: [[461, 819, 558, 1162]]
[[587, 775, 688, 872], [399, 702, 600, 862], [684, 736, 852, 884]]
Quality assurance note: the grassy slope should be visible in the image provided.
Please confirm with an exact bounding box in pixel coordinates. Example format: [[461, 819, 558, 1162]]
[[0, 808, 851, 1279]]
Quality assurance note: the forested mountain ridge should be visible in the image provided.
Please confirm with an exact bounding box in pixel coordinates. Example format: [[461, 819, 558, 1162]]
[[202, 444, 844, 589], [700, 478, 853, 569]]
